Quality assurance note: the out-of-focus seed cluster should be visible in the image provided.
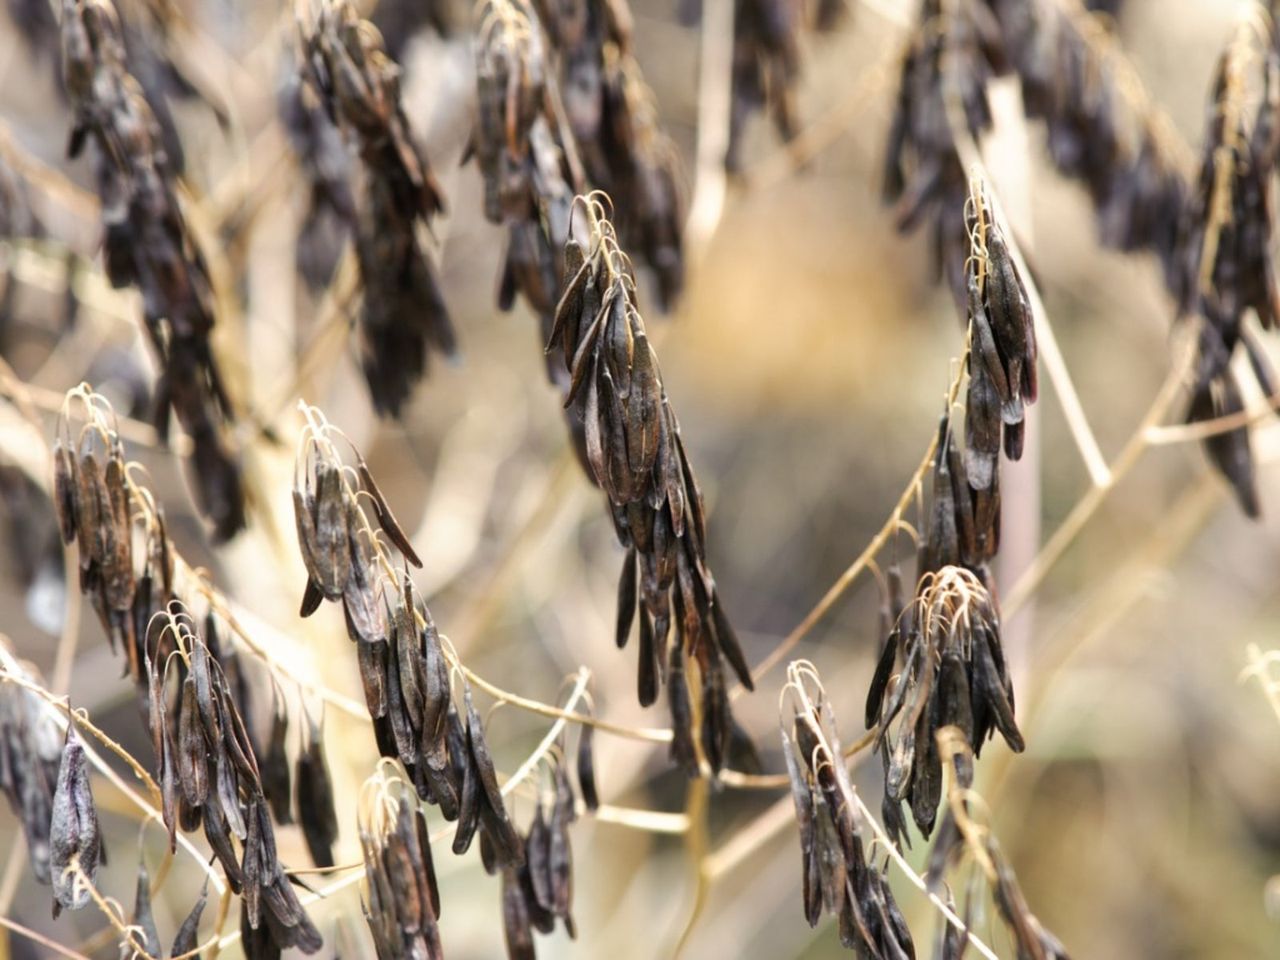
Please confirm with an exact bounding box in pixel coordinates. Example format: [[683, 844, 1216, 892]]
[[983, 0, 1191, 284], [474, 0, 576, 373], [1176, 25, 1280, 518], [548, 197, 757, 775], [780, 663, 915, 956], [293, 406, 523, 866], [299, 0, 455, 417], [60, 0, 246, 541], [884, 0, 1005, 297], [0, 652, 62, 888], [279, 67, 357, 292], [535, 0, 686, 309], [926, 729, 1070, 960]]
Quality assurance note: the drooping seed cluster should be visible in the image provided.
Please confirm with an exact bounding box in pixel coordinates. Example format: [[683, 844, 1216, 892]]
[[359, 770, 444, 960], [926, 729, 1070, 960], [293, 408, 523, 866], [156, 609, 323, 954], [499, 759, 580, 957], [53, 389, 256, 711], [549, 197, 756, 775], [0, 653, 62, 888], [780, 663, 915, 956], [299, 0, 455, 417], [864, 181, 1033, 843], [54, 388, 324, 954], [1176, 26, 1280, 518], [962, 184, 1038, 488], [715, 0, 848, 172], [983, 0, 1191, 284], [866, 559, 1022, 844], [536, 0, 686, 309], [60, 0, 246, 541]]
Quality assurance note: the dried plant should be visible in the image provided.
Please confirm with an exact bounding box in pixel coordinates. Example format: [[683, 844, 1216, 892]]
[[927, 728, 1070, 960], [60, 0, 246, 540], [49, 728, 102, 915], [298, 0, 455, 417], [293, 404, 523, 865], [359, 766, 445, 959], [780, 662, 914, 956], [473, 0, 578, 375], [535, 0, 687, 307], [3, 4, 1280, 959], [983, 0, 1191, 282], [0, 655, 61, 887], [548, 195, 755, 774], [1176, 22, 1280, 517], [884, 0, 1005, 296]]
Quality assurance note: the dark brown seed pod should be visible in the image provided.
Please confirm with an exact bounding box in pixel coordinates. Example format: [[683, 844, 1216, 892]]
[[177, 677, 209, 808], [50, 729, 101, 912], [52, 439, 78, 544], [359, 456, 422, 567], [295, 714, 338, 869], [575, 722, 599, 812], [313, 461, 351, 599], [131, 859, 163, 959], [262, 699, 293, 825], [171, 879, 209, 958], [501, 866, 536, 960]]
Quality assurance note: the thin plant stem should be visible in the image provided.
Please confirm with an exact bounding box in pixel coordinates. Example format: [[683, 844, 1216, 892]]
[[1002, 337, 1194, 618], [0, 915, 95, 960], [500, 667, 591, 797], [685, 0, 735, 261], [743, 351, 967, 691]]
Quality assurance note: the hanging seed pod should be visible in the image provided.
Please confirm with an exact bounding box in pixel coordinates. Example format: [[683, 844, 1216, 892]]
[[359, 769, 444, 959], [502, 865, 536, 960], [130, 859, 163, 959], [295, 712, 339, 869], [171, 879, 209, 958], [575, 720, 599, 812], [50, 729, 101, 912]]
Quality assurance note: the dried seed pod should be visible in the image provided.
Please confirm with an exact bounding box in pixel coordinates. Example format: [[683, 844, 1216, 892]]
[[295, 713, 339, 869], [502, 866, 536, 960], [131, 859, 163, 959], [575, 721, 599, 812], [262, 698, 293, 825], [171, 879, 209, 958], [50, 729, 101, 912]]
